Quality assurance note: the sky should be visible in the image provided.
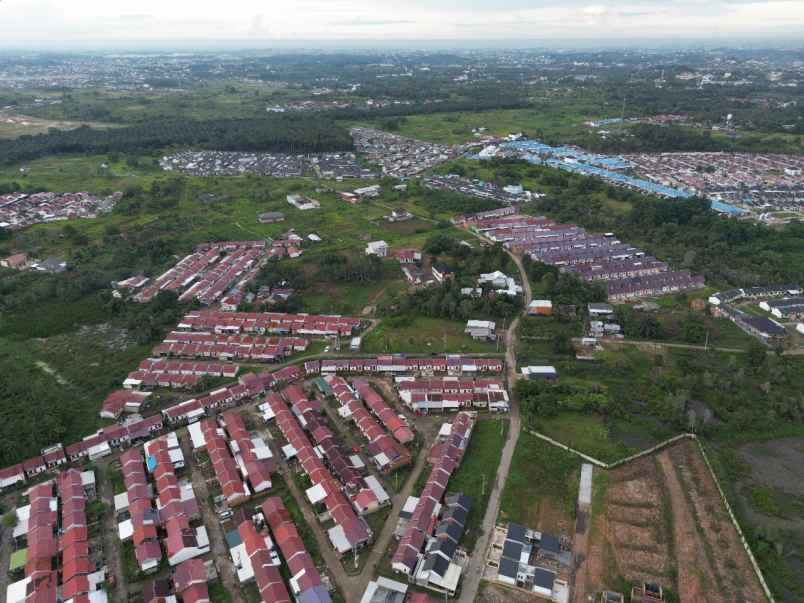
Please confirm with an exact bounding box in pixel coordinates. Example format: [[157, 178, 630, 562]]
[[1, 0, 803, 48]]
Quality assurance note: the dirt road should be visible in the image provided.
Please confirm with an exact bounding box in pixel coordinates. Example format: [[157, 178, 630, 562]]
[[353, 433, 434, 595], [458, 246, 530, 603], [178, 432, 244, 603], [98, 461, 129, 603]]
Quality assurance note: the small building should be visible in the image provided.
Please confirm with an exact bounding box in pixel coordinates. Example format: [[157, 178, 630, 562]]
[[287, 195, 320, 210], [528, 300, 553, 316], [33, 257, 67, 274], [359, 577, 407, 603], [588, 303, 614, 317], [386, 208, 413, 222], [393, 249, 422, 264], [432, 263, 455, 283], [339, 192, 360, 204], [366, 241, 389, 257], [366, 241, 388, 258], [0, 253, 29, 270], [465, 320, 496, 341], [258, 212, 285, 224], [521, 366, 557, 380], [350, 337, 362, 352], [354, 185, 381, 198]]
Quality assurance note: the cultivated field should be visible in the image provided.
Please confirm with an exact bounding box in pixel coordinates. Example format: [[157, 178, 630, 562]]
[[580, 439, 768, 602]]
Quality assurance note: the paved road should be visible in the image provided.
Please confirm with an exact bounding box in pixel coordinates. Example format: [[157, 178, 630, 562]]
[[457, 246, 531, 603], [98, 461, 129, 603], [178, 432, 244, 603]]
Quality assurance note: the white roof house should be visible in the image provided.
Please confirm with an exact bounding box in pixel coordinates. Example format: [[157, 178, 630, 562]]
[[465, 320, 496, 340], [365, 240, 389, 257], [521, 366, 558, 379], [359, 577, 408, 603]]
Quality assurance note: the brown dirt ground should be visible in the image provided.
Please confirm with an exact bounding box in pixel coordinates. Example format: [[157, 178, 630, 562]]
[[577, 440, 768, 603], [477, 582, 548, 603], [666, 441, 767, 602]]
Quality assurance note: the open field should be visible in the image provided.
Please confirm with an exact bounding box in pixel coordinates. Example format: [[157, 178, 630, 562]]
[[577, 438, 768, 602], [0, 111, 116, 139], [499, 432, 771, 602], [446, 417, 509, 552], [362, 316, 499, 354], [17, 81, 298, 124], [499, 430, 581, 535], [0, 327, 151, 467], [533, 413, 635, 464], [360, 105, 602, 145], [706, 430, 804, 602]]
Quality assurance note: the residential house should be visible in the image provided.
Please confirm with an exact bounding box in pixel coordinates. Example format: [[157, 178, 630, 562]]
[[365, 241, 389, 258], [465, 320, 496, 341], [432, 263, 455, 283]]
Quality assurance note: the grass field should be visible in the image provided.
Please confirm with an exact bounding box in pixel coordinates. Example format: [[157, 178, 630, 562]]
[[500, 430, 581, 534], [0, 154, 472, 261], [362, 316, 499, 354], [0, 111, 116, 139], [361, 105, 601, 145], [447, 418, 509, 552], [532, 413, 635, 464]]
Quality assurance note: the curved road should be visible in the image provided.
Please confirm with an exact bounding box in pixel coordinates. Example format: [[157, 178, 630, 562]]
[[458, 247, 531, 603]]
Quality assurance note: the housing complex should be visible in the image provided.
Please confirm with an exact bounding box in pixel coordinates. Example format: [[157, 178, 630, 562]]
[[0, 191, 122, 230], [464, 212, 705, 300], [160, 150, 377, 179], [391, 412, 475, 596], [133, 241, 270, 305]]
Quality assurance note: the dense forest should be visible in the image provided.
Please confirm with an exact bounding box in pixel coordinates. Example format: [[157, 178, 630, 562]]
[[0, 115, 354, 164]]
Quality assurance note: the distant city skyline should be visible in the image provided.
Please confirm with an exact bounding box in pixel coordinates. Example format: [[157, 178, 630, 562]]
[[1, 0, 804, 49]]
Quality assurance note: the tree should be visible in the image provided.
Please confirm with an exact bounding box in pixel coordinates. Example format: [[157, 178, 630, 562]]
[[2, 510, 17, 529], [747, 340, 767, 369], [552, 332, 573, 355]]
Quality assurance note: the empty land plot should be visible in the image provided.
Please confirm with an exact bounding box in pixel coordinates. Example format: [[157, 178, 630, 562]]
[[582, 439, 768, 602], [664, 441, 767, 602], [499, 430, 581, 535]]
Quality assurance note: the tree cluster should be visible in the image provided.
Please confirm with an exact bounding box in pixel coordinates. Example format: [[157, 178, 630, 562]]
[[0, 115, 354, 164]]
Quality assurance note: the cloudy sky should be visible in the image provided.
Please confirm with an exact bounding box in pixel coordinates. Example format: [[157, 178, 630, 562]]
[[1, 0, 803, 47]]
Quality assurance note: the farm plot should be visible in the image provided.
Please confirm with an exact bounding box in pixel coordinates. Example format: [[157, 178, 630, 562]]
[[582, 439, 768, 602]]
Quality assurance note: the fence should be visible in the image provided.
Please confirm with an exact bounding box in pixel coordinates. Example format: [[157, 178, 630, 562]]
[[525, 428, 776, 603]]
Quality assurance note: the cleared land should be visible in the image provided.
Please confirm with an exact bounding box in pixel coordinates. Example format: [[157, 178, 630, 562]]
[[362, 105, 600, 145], [578, 439, 767, 602], [362, 316, 499, 354]]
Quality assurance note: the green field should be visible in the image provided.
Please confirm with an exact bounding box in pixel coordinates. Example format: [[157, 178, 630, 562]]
[[500, 430, 582, 533], [362, 316, 499, 354], [362, 105, 602, 145], [447, 418, 509, 552]]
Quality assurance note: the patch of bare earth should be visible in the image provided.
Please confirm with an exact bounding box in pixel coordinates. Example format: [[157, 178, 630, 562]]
[[477, 582, 544, 603], [665, 441, 767, 602]]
